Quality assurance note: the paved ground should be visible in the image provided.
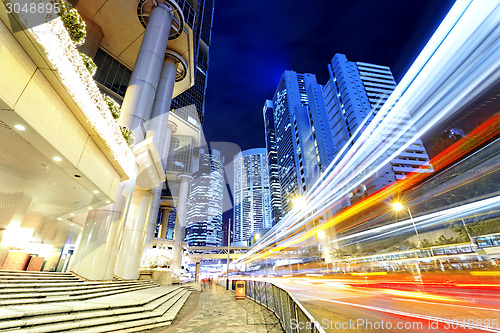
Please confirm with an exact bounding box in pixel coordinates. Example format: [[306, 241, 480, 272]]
[[150, 284, 283, 333]]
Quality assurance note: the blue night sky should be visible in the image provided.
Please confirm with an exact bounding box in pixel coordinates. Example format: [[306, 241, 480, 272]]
[[202, 0, 455, 154]]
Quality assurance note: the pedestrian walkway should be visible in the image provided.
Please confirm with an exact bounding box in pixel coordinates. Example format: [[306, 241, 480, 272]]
[[147, 283, 283, 333]]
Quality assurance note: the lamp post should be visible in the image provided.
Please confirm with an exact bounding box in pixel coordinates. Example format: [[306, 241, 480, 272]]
[[392, 202, 422, 280]]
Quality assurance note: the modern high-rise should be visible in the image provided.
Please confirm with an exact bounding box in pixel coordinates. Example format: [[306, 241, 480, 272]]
[[271, 71, 336, 214], [322, 54, 432, 201], [263, 100, 283, 226], [186, 149, 224, 247], [233, 149, 273, 244]]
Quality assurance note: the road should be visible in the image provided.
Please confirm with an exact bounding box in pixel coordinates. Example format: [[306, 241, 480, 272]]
[[262, 276, 500, 332]]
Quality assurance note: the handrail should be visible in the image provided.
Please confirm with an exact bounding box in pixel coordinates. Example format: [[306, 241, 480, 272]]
[[218, 279, 326, 333]]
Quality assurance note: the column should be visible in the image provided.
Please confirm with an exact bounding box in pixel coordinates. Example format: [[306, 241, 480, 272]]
[[114, 188, 154, 279], [145, 56, 177, 160], [195, 261, 200, 282], [70, 171, 137, 280], [171, 174, 193, 272], [71, 3, 174, 281], [119, 3, 174, 142], [159, 207, 173, 239]]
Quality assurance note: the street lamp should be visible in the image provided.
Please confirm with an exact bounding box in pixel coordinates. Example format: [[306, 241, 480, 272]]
[[292, 196, 307, 210], [392, 201, 422, 280], [392, 202, 421, 244]]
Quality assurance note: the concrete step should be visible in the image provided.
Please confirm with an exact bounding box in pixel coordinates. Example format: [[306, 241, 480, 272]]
[[0, 284, 159, 306], [73, 290, 191, 333], [0, 281, 155, 294], [0, 280, 152, 289], [0, 270, 74, 276], [0, 278, 81, 284], [0, 282, 157, 300], [0, 287, 190, 333]]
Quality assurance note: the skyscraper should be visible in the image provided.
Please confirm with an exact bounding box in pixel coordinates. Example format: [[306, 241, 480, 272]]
[[186, 148, 224, 247], [263, 100, 283, 226], [323, 53, 432, 201], [233, 149, 273, 244], [271, 71, 336, 214]]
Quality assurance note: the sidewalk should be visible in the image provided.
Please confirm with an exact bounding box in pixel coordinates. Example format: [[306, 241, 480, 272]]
[[150, 284, 283, 333]]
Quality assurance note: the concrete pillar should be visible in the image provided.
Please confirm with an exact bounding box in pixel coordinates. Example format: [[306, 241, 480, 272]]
[[71, 3, 174, 281], [119, 3, 174, 142], [144, 187, 163, 245], [171, 174, 193, 272], [160, 207, 173, 239], [145, 57, 177, 160], [114, 188, 154, 279], [70, 171, 137, 280], [195, 261, 200, 282]]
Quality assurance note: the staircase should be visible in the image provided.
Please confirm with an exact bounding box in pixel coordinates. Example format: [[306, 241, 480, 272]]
[[0, 270, 192, 332]]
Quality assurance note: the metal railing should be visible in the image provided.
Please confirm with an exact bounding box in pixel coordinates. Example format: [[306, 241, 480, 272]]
[[218, 279, 326, 333]]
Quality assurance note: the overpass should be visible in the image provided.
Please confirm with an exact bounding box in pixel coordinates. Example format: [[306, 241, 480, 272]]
[[149, 237, 251, 261]]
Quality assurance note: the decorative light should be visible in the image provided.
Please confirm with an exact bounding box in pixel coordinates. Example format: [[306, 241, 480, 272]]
[[27, 17, 136, 178]]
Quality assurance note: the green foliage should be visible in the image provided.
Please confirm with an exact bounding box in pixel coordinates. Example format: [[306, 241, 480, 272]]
[[79, 52, 97, 76], [103, 95, 121, 119], [60, 8, 86, 46], [119, 125, 134, 146], [451, 217, 500, 240]]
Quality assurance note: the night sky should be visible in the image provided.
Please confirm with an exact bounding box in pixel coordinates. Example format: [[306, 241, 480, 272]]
[[203, 0, 456, 154]]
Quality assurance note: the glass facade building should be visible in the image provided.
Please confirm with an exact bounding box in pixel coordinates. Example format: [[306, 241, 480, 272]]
[[186, 149, 224, 247], [271, 71, 335, 214], [323, 53, 432, 202], [233, 149, 273, 244], [263, 100, 283, 226]]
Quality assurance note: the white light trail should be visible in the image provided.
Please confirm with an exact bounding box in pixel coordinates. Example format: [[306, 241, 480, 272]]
[[238, 0, 500, 263]]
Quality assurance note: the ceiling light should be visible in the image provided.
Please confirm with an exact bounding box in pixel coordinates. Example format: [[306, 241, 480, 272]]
[[93, 190, 99, 194], [53, 156, 62, 162], [14, 124, 26, 131]]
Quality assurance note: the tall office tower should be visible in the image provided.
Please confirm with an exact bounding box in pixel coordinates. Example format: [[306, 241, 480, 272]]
[[170, 0, 214, 126], [323, 53, 432, 201], [186, 149, 224, 247], [233, 149, 273, 244], [272, 71, 336, 214], [263, 100, 283, 226]]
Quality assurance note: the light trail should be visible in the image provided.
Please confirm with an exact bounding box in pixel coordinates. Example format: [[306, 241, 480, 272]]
[[292, 292, 500, 333], [237, 0, 500, 264]]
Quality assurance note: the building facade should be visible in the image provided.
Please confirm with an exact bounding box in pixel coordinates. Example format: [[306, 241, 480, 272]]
[[323, 54, 432, 202], [263, 100, 283, 226], [271, 71, 335, 214], [233, 149, 273, 244], [186, 149, 224, 247]]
